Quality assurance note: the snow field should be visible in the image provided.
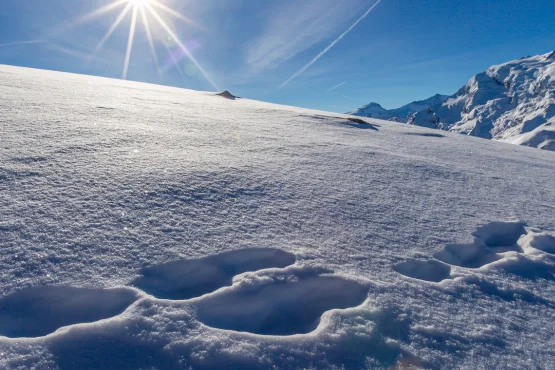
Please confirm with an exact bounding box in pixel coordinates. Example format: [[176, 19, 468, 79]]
[[1, 64, 555, 369]]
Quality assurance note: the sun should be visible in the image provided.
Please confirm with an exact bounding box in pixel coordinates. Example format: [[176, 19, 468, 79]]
[[128, 0, 151, 7], [76, 0, 218, 90]]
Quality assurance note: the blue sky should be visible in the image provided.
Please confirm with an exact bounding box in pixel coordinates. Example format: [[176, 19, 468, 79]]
[[1, 0, 555, 113]]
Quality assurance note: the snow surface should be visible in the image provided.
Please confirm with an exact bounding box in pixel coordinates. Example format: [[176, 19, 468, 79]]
[[1, 64, 555, 369], [353, 51, 555, 152]]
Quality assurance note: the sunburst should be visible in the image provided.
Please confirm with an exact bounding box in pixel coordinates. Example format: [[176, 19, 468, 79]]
[[79, 0, 217, 90]]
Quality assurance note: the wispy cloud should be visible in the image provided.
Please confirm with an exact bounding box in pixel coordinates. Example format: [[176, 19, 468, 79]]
[[281, 0, 383, 88], [326, 81, 346, 93], [246, 0, 365, 74]]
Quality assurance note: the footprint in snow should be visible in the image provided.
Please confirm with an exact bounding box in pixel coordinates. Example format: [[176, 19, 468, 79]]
[[195, 274, 368, 336], [521, 233, 555, 255], [132, 248, 368, 336], [130, 248, 296, 300], [394, 221, 555, 283], [433, 243, 502, 269], [0, 248, 368, 338], [393, 259, 451, 283], [0, 287, 140, 338]]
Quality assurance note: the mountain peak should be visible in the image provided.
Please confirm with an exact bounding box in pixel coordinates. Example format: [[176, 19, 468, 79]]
[[362, 102, 385, 109]]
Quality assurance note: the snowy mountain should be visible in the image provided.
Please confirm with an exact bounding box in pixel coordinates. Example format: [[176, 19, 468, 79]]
[[353, 51, 555, 151], [1, 65, 555, 369], [349, 94, 449, 122]]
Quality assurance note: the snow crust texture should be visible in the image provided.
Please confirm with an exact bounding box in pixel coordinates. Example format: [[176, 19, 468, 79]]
[[1, 65, 555, 369], [353, 51, 555, 151]]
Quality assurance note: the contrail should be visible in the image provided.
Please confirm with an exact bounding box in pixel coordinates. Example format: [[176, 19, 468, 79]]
[[326, 81, 346, 93], [280, 0, 383, 88], [0, 40, 42, 47]]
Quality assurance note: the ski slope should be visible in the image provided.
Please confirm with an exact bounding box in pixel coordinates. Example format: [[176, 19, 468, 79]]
[[1, 65, 555, 369]]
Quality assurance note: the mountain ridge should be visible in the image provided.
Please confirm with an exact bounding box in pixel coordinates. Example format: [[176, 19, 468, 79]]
[[351, 51, 555, 151], [348, 93, 450, 122]]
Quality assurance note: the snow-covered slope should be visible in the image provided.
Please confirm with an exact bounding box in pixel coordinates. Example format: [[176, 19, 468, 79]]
[[349, 94, 449, 122], [353, 51, 555, 151], [500, 117, 555, 150], [1, 65, 555, 369]]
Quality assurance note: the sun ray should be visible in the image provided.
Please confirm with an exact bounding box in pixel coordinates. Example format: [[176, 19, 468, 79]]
[[78, 0, 214, 87], [76, 0, 129, 25], [139, 6, 161, 74], [145, 3, 219, 91], [6, 0, 129, 51], [41, 0, 129, 42], [95, 2, 133, 53], [122, 6, 139, 79], [149, 0, 198, 27]]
